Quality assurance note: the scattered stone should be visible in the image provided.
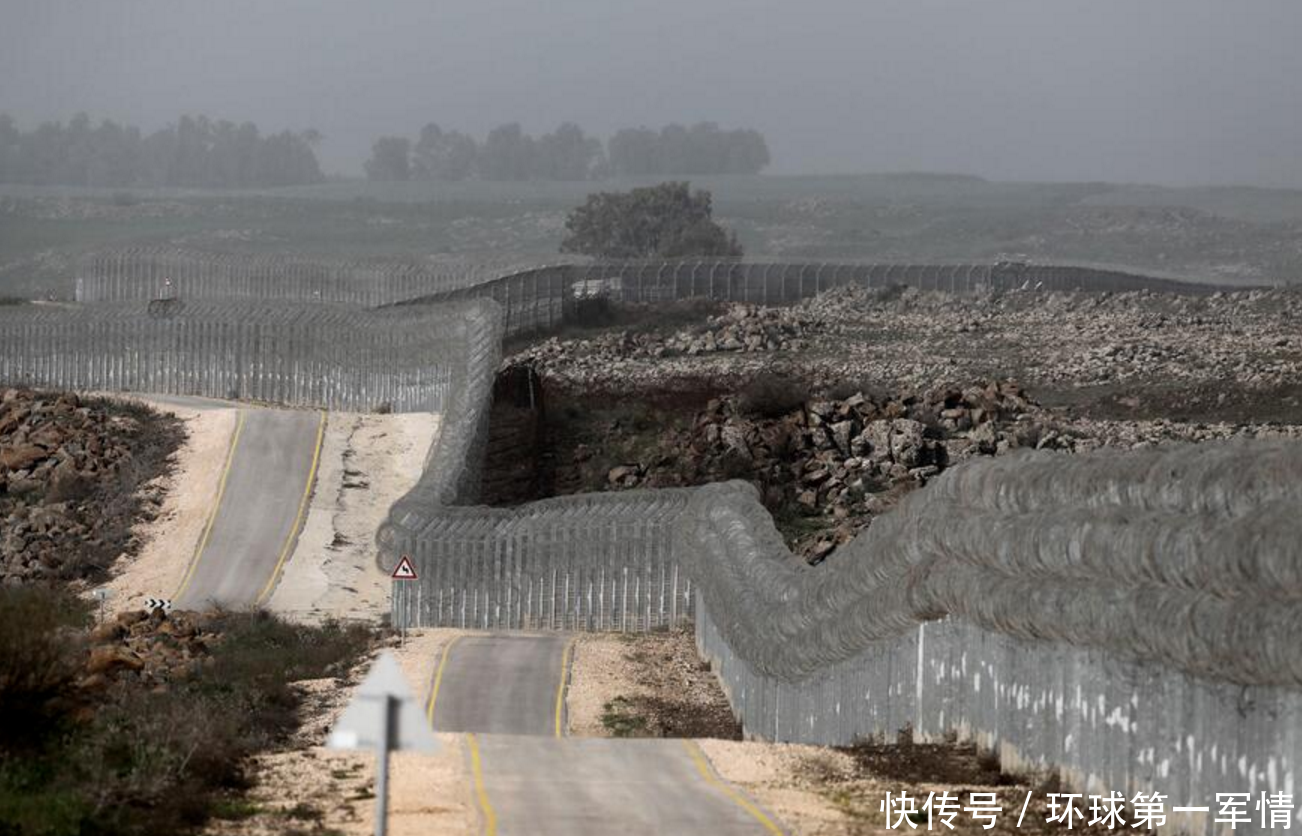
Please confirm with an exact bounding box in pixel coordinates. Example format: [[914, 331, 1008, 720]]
[[79, 609, 215, 691]]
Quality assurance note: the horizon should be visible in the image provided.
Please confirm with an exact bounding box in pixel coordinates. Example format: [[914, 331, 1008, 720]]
[[3, 0, 1300, 188]]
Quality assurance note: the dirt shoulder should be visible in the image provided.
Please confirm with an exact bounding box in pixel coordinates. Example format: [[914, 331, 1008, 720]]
[[702, 736, 1130, 835], [98, 399, 236, 614], [205, 628, 477, 836], [99, 403, 439, 620], [267, 411, 440, 622], [567, 629, 740, 739]]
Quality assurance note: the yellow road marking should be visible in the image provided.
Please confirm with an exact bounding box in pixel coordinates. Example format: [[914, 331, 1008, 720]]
[[254, 411, 326, 605], [426, 635, 463, 725], [173, 410, 246, 603], [554, 636, 577, 738], [466, 733, 498, 836], [682, 739, 786, 835]]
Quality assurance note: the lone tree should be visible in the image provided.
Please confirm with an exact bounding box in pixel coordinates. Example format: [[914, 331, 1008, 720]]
[[560, 181, 742, 259]]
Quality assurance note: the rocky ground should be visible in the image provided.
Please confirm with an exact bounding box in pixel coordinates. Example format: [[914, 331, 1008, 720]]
[[0, 388, 184, 584], [515, 285, 1302, 405], [505, 286, 1302, 561]]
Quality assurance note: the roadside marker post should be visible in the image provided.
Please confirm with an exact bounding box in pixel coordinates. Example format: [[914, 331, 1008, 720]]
[[327, 651, 438, 836], [93, 588, 113, 624]]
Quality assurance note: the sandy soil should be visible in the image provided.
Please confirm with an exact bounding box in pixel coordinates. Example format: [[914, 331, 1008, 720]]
[[567, 630, 741, 739], [567, 633, 637, 736], [699, 739, 868, 836], [268, 412, 440, 622], [99, 399, 237, 615], [205, 629, 478, 836]]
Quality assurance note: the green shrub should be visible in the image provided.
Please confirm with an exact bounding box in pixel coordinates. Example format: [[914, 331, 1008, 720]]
[[0, 603, 375, 836], [0, 587, 88, 748]]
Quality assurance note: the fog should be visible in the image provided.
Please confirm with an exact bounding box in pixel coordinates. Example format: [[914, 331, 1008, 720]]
[[2, 0, 1300, 187]]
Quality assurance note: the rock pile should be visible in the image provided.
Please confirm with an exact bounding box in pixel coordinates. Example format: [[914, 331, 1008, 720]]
[[518, 302, 820, 368], [78, 607, 213, 696], [0, 388, 181, 584], [667, 303, 816, 356]]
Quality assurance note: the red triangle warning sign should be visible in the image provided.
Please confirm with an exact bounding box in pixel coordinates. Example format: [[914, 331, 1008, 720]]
[[391, 556, 418, 580]]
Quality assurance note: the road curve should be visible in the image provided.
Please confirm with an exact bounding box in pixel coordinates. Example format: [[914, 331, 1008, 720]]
[[174, 407, 325, 609], [427, 634, 784, 836]]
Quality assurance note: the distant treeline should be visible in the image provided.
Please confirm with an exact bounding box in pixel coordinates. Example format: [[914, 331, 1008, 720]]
[[365, 122, 770, 182], [0, 113, 324, 188]]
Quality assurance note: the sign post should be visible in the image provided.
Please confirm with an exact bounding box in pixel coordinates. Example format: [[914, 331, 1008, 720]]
[[93, 588, 113, 624], [391, 556, 418, 644], [327, 651, 438, 836]]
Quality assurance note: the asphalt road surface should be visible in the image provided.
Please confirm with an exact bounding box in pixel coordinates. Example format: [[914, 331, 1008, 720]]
[[174, 407, 325, 609], [429, 633, 573, 735], [428, 634, 784, 836]]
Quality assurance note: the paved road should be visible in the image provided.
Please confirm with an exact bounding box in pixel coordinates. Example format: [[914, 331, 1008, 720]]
[[175, 407, 325, 609], [473, 736, 781, 836], [428, 634, 784, 836], [429, 634, 573, 735]]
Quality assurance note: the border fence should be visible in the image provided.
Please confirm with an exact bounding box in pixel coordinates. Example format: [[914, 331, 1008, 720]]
[[0, 298, 478, 413], [5, 249, 1297, 833], [74, 247, 579, 306], [418, 259, 1238, 337]]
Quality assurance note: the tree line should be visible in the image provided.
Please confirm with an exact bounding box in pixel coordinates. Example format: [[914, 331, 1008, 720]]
[[0, 113, 324, 188], [365, 121, 770, 181]]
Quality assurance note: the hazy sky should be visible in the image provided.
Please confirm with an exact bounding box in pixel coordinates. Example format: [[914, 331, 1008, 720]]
[[3, 0, 1300, 186]]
